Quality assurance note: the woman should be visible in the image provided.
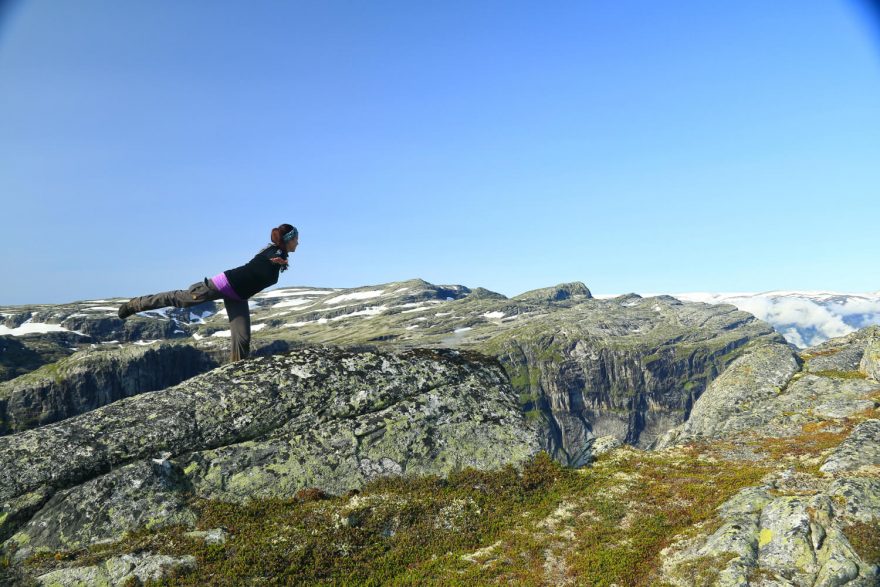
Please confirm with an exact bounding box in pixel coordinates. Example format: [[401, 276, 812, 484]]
[[118, 223, 299, 362]]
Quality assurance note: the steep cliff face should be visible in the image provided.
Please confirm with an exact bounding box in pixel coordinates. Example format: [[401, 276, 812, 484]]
[[0, 345, 540, 573], [0, 333, 79, 383], [0, 342, 220, 435], [481, 294, 782, 465]]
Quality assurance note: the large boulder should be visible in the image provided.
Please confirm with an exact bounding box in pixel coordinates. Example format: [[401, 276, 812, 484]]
[[0, 345, 540, 559]]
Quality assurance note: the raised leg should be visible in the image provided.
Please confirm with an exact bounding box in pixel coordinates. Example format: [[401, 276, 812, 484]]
[[121, 279, 221, 318]]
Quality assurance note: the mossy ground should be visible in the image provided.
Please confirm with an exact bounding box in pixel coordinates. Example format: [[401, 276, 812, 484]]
[[842, 520, 880, 565], [22, 447, 770, 586], [810, 369, 868, 380]]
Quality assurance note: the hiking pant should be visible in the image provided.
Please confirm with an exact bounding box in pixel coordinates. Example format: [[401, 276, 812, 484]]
[[128, 278, 251, 362]]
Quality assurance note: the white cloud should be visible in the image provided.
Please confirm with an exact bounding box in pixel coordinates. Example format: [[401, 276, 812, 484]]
[[672, 291, 880, 348]]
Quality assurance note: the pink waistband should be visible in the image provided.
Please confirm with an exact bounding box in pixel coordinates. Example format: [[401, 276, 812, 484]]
[[210, 272, 243, 301]]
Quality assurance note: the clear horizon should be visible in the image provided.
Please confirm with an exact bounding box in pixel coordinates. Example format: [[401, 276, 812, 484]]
[[3, 276, 880, 309], [2, 1, 880, 305]]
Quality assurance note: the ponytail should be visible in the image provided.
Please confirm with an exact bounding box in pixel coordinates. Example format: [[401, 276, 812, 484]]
[[271, 223, 296, 248]]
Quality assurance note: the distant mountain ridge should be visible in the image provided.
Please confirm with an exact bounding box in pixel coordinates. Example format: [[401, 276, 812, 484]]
[[6, 285, 877, 350]]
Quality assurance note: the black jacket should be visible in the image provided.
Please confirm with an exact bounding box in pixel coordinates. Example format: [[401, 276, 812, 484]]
[[223, 244, 289, 300]]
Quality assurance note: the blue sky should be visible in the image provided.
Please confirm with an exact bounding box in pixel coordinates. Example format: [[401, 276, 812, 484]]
[[1, 1, 879, 305]]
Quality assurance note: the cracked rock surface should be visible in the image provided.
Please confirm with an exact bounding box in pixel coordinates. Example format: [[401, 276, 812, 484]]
[[1, 345, 540, 569]]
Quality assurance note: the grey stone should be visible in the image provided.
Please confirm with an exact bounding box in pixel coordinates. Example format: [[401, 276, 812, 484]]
[[1, 345, 541, 557], [36, 552, 196, 586], [820, 420, 880, 474]]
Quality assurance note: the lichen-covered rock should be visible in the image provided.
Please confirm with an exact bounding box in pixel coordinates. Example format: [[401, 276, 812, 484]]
[[660, 486, 773, 586], [659, 367, 879, 449], [826, 478, 880, 524], [757, 495, 820, 582], [655, 343, 801, 447], [1, 345, 540, 559], [658, 328, 880, 586], [36, 552, 196, 586], [802, 326, 880, 374], [859, 333, 880, 381], [8, 460, 197, 555], [661, 475, 880, 587], [820, 420, 880, 475], [184, 527, 228, 545]]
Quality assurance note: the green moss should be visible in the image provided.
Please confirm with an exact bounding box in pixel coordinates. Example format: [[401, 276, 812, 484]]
[[23, 447, 771, 586], [842, 521, 880, 564], [536, 346, 564, 363], [811, 370, 867, 380], [669, 551, 738, 586], [524, 408, 542, 422], [643, 353, 661, 365]]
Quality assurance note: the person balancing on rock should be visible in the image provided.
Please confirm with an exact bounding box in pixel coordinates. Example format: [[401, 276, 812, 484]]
[[118, 223, 299, 362]]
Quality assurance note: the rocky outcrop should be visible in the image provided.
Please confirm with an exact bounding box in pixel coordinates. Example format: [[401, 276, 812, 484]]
[[654, 343, 802, 447], [0, 336, 49, 384], [803, 326, 880, 374], [859, 329, 880, 381], [821, 419, 880, 475], [657, 327, 880, 449], [36, 552, 197, 586], [661, 477, 879, 586], [657, 328, 880, 585], [511, 281, 593, 302], [0, 345, 540, 563], [0, 338, 301, 436]]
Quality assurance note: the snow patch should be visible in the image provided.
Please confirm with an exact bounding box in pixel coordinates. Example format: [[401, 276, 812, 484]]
[[289, 364, 314, 378], [272, 298, 313, 308], [330, 306, 387, 321], [286, 317, 330, 328], [483, 311, 505, 320], [323, 290, 385, 305], [0, 323, 86, 336], [257, 288, 333, 299], [189, 310, 214, 324]]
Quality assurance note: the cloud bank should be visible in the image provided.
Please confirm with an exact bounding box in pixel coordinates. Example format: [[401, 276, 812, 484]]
[[670, 292, 880, 348]]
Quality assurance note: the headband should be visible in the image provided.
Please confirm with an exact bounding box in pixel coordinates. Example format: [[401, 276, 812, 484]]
[[283, 227, 299, 242]]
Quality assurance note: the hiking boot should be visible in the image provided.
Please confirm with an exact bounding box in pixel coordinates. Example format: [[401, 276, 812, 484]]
[[118, 301, 137, 320]]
